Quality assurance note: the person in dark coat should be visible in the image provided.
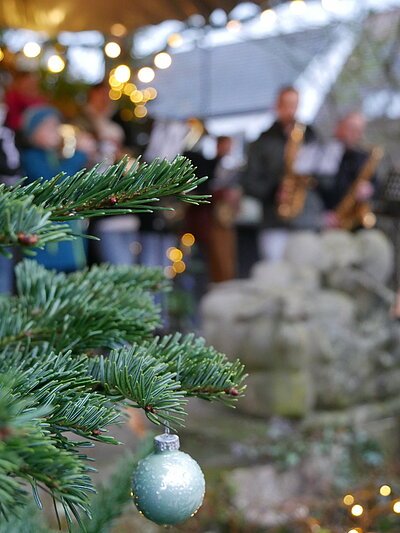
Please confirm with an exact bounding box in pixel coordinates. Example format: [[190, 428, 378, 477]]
[[318, 112, 375, 222], [184, 136, 239, 283], [241, 86, 316, 262]]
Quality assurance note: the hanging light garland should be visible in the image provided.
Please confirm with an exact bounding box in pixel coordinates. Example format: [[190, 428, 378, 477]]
[[260, 9, 278, 25], [23, 41, 41, 58], [0, 0, 347, 123], [154, 52, 172, 69], [137, 66, 155, 83], [164, 233, 195, 279], [47, 54, 65, 73], [114, 64, 131, 83], [339, 483, 400, 531], [290, 0, 307, 13], [167, 33, 183, 48], [104, 41, 121, 58]]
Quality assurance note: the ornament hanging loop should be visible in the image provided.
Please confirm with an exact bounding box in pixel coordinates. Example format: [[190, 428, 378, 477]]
[[154, 432, 180, 452]]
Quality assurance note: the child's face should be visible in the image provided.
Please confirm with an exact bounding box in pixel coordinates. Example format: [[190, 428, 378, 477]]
[[31, 116, 61, 149]]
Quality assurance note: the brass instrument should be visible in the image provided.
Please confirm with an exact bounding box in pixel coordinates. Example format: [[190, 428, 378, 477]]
[[335, 146, 384, 230], [277, 122, 313, 220]]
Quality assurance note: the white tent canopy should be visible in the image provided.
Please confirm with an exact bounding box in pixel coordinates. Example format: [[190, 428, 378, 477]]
[[0, 0, 263, 35]]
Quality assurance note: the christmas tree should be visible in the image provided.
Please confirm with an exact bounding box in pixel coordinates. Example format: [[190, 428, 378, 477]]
[[0, 157, 246, 530]]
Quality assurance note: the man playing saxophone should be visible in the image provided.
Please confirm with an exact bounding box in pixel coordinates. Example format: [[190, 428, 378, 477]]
[[242, 86, 317, 261], [318, 112, 380, 230]]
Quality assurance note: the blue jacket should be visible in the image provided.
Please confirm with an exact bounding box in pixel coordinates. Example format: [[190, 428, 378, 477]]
[[21, 148, 88, 272]]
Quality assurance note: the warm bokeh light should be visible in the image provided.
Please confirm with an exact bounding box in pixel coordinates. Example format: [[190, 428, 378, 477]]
[[393, 500, 400, 513], [146, 87, 158, 100], [0, 49, 4, 62], [226, 20, 241, 32], [343, 494, 355, 506], [260, 9, 277, 25], [129, 240, 142, 255], [167, 33, 183, 48], [380, 485, 392, 497], [23, 42, 41, 58], [290, 0, 307, 12], [134, 105, 147, 118], [154, 52, 172, 69], [362, 211, 376, 228], [181, 233, 195, 247], [111, 23, 127, 37], [123, 82, 136, 95], [142, 88, 157, 101], [105, 42, 121, 58], [351, 504, 363, 517], [167, 247, 183, 262], [109, 89, 122, 100], [109, 75, 123, 88], [47, 54, 65, 73], [172, 260, 186, 274], [138, 67, 155, 83], [142, 88, 151, 101], [114, 64, 131, 83], [164, 266, 176, 279], [130, 90, 144, 103]]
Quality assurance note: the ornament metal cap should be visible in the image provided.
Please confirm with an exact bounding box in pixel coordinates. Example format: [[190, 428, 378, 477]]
[[154, 433, 180, 452]]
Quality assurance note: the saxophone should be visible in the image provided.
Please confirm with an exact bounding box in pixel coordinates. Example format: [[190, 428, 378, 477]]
[[276, 122, 313, 220], [335, 146, 384, 230]]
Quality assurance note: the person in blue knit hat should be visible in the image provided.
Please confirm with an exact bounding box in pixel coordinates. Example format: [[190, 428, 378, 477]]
[[20, 105, 88, 272]]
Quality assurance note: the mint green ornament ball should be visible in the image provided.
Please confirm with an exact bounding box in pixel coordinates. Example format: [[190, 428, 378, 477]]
[[132, 433, 205, 525]]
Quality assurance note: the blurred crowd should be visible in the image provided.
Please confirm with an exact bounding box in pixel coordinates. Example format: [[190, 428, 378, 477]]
[[0, 70, 386, 304]]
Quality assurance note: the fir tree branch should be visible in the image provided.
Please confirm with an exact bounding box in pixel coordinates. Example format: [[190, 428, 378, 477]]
[[0, 261, 162, 353], [144, 333, 247, 403], [0, 187, 74, 254], [0, 156, 208, 250], [0, 152, 247, 532], [69, 262, 169, 293], [0, 503, 51, 533], [48, 393, 121, 442], [18, 157, 208, 219], [72, 438, 154, 533], [87, 347, 187, 427], [0, 375, 95, 527]]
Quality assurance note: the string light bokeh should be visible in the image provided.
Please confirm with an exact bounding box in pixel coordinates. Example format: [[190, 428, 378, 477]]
[[340, 482, 400, 531], [164, 233, 195, 279], [0, 0, 366, 123]]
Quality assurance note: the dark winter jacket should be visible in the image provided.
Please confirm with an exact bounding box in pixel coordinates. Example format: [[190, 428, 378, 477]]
[[242, 121, 318, 230], [318, 147, 371, 210]]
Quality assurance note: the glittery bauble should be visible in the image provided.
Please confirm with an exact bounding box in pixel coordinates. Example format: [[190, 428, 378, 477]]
[[132, 434, 205, 525]]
